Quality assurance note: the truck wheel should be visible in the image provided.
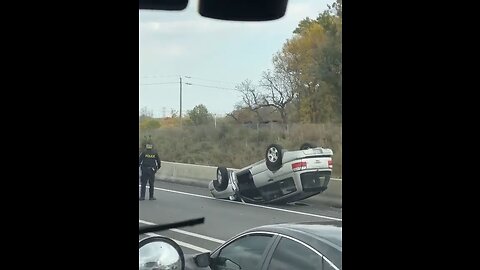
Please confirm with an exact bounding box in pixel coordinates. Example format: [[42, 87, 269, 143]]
[[213, 167, 229, 191], [300, 142, 317, 150], [228, 194, 239, 201], [265, 144, 283, 171]]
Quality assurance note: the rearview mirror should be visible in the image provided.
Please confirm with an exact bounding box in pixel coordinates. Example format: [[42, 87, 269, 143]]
[[139, 236, 185, 270], [198, 0, 289, 21], [139, 0, 188, 10]]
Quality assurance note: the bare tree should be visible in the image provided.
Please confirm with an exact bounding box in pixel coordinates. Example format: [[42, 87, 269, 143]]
[[140, 106, 153, 117], [226, 112, 240, 123], [235, 80, 266, 123], [226, 104, 245, 123], [259, 70, 296, 124]]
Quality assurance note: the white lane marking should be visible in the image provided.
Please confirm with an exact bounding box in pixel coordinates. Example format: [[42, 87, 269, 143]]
[[172, 239, 210, 253], [144, 232, 210, 253], [139, 220, 225, 244], [140, 185, 342, 221], [170, 229, 225, 244], [139, 219, 155, 225]]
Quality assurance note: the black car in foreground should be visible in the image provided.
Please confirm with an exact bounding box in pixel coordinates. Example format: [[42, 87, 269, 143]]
[[184, 221, 342, 270]]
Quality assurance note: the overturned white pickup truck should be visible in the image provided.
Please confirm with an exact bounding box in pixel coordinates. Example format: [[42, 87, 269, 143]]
[[209, 143, 334, 204]]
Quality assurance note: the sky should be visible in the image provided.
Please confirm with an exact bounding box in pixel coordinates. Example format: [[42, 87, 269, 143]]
[[139, 0, 331, 118]]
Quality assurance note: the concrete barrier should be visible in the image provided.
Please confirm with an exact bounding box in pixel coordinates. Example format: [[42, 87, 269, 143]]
[[154, 161, 342, 208], [156, 162, 221, 182]]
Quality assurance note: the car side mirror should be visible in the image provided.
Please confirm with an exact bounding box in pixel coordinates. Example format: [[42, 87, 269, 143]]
[[139, 236, 185, 270], [194, 252, 211, 267]]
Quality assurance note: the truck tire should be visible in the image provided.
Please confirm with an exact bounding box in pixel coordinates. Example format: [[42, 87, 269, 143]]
[[228, 194, 240, 201], [300, 142, 317, 150], [213, 167, 229, 191], [265, 144, 283, 171]]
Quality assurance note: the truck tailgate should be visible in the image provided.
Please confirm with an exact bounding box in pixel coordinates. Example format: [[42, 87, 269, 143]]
[[303, 156, 332, 170]]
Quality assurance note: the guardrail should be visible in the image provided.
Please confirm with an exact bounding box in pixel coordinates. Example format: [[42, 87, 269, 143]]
[[153, 161, 342, 207]]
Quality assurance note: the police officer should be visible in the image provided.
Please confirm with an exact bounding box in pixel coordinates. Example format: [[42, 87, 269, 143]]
[[139, 142, 161, 200]]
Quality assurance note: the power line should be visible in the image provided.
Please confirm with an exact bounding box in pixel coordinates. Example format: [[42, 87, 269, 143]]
[[140, 82, 178, 86], [183, 76, 237, 85], [184, 82, 238, 92], [141, 75, 238, 85], [141, 75, 179, 79]]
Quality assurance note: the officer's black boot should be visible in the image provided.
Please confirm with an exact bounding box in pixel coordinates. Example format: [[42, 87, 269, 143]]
[[140, 175, 147, 200], [148, 176, 156, 200], [149, 188, 156, 200]]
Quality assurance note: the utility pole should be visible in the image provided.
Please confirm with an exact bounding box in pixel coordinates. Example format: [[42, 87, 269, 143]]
[[179, 76, 192, 128], [179, 76, 183, 127]]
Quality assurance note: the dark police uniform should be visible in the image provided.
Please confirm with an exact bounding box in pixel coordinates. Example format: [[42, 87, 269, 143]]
[[139, 146, 161, 200]]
